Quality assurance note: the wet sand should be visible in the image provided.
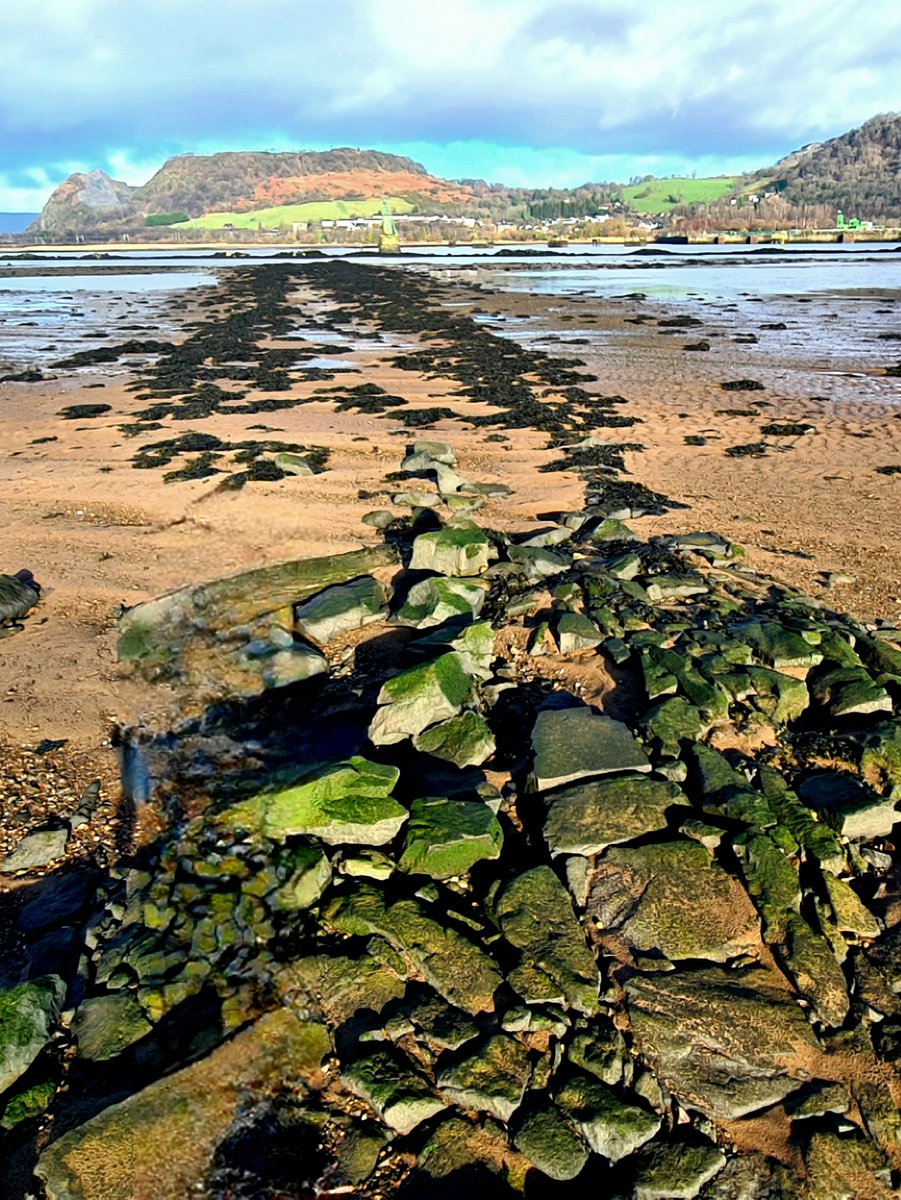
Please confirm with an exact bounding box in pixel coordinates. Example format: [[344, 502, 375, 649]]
[[0, 260, 899, 860]]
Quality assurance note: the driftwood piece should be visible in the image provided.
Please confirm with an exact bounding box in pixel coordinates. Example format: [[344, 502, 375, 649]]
[[118, 545, 400, 687]]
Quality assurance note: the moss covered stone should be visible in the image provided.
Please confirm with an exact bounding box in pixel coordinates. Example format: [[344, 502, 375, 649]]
[[342, 1048, 445, 1133], [221, 757, 406, 846], [492, 865, 599, 1014], [396, 576, 488, 629], [410, 521, 493, 577], [369, 652, 473, 745], [413, 711, 495, 767], [544, 774, 682, 857], [326, 886, 501, 1014], [555, 1072, 660, 1161], [513, 1102, 589, 1180], [437, 1034, 531, 1122], [399, 796, 503, 879], [0, 975, 65, 1094], [590, 839, 761, 963]]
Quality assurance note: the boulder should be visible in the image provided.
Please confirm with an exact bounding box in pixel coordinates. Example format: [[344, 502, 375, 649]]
[[632, 1139, 727, 1200], [342, 1048, 445, 1134], [35, 1010, 329, 1200], [555, 1073, 660, 1161], [413, 711, 495, 767], [409, 521, 493, 577], [0, 975, 65, 1094], [492, 866, 599, 1014], [326, 886, 501, 1014], [437, 1034, 531, 1122], [295, 575, 389, 644], [71, 993, 153, 1061], [395, 576, 488, 629], [513, 1103, 589, 1180]]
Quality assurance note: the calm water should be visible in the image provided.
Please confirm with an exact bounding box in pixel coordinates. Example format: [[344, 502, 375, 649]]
[[1, 249, 899, 374]]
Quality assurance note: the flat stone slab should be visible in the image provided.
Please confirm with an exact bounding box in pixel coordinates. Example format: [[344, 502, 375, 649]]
[[1, 827, 69, 873], [632, 1139, 727, 1200], [625, 965, 823, 1120], [544, 775, 682, 857], [530, 706, 651, 791], [589, 839, 762, 963], [35, 1010, 329, 1200]]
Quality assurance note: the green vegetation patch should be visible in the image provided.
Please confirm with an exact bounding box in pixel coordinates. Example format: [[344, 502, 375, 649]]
[[619, 176, 739, 214], [180, 196, 415, 231]]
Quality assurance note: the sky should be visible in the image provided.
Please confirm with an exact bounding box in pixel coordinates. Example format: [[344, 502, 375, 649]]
[[2, 0, 900, 211]]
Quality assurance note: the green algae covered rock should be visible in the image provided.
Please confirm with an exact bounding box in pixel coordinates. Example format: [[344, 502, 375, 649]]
[[625, 966, 821, 1120], [437, 1034, 531, 1122], [399, 796, 503, 879], [410, 520, 493, 577], [71, 993, 153, 1062], [396, 576, 488, 629], [590, 839, 761, 963], [0, 975, 65, 1095], [492, 865, 599, 1014], [544, 774, 682, 857], [513, 1103, 589, 1180], [341, 1048, 445, 1134], [632, 1138, 727, 1200], [369, 652, 473, 745], [275, 845, 333, 909], [326, 886, 501, 1014], [555, 1072, 660, 1161], [642, 696, 710, 751], [414, 710, 495, 767], [220, 757, 406, 846]]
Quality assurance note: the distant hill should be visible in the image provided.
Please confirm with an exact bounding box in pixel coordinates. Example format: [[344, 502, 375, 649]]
[[0, 212, 40, 233], [31, 149, 483, 235], [756, 112, 901, 220]]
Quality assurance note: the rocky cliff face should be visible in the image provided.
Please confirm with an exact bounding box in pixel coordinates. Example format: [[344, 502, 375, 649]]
[[32, 169, 135, 233]]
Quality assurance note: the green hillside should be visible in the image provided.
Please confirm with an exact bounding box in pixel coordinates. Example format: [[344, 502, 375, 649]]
[[179, 196, 416, 230], [619, 176, 740, 214]]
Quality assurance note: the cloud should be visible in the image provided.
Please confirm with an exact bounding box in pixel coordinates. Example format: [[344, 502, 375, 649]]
[[1, 0, 899, 208]]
